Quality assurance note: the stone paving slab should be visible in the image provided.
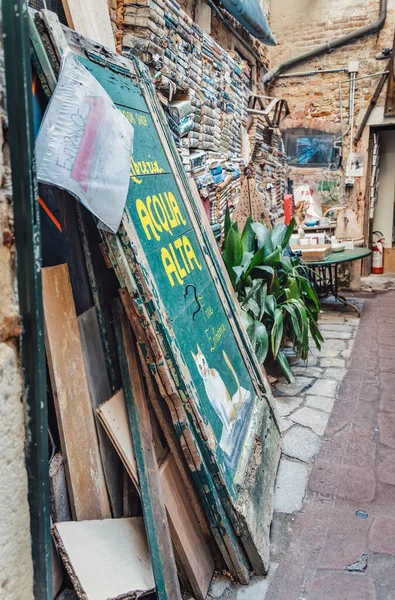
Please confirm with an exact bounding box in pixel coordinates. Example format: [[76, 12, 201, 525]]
[[275, 376, 314, 396], [282, 425, 321, 463], [273, 459, 309, 513], [308, 378, 338, 397], [289, 406, 330, 436], [275, 396, 304, 417], [305, 394, 335, 413]]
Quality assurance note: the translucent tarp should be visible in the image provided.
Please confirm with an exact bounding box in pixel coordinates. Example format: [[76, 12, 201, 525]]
[[36, 50, 134, 233]]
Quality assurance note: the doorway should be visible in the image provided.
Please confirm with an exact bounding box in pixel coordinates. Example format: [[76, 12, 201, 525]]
[[372, 128, 395, 272]]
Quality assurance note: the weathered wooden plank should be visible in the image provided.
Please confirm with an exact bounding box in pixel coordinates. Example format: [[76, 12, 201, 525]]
[[52, 538, 64, 598], [40, 10, 69, 63], [61, 0, 116, 52], [97, 389, 214, 600], [53, 518, 155, 600], [28, 9, 56, 95], [113, 300, 182, 600], [160, 455, 214, 600], [96, 389, 139, 488], [119, 287, 214, 544], [123, 467, 142, 518], [78, 306, 123, 518], [42, 264, 111, 521], [76, 204, 122, 393]]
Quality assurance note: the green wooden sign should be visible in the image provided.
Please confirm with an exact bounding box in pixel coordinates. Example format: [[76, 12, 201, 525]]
[[35, 15, 281, 581], [78, 55, 258, 493]]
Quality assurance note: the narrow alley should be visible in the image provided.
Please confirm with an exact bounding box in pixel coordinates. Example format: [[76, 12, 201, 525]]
[[269, 291, 395, 599], [207, 291, 395, 600], [2, 1, 395, 599]]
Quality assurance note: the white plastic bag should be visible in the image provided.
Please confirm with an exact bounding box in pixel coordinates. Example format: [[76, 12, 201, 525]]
[[294, 184, 322, 219], [36, 50, 134, 233]]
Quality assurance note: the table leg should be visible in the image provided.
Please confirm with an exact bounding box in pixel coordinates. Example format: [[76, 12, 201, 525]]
[[332, 264, 361, 317]]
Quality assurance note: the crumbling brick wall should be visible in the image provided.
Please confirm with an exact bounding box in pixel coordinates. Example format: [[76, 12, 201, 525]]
[[0, 9, 34, 598], [266, 0, 395, 232]]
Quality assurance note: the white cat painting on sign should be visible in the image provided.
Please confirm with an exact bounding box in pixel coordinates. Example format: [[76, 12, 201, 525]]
[[191, 345, 251, 456]]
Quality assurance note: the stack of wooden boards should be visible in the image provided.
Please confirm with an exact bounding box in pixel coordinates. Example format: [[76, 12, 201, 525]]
[[31, 10, 282, 600], [43, 263, 214, 599]]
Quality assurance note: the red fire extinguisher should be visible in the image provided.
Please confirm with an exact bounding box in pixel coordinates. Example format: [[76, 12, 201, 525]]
[[284, 194, 294, 226], [372, 231, 385, 274]]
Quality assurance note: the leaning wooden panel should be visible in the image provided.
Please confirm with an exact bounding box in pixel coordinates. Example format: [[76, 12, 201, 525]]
[[42, 264, 111, 521], [114, 302, 182, 600], [61, 0, 116, 52], [53, 518, 155, 599], [78, 306, 123, 518], [97, 389, 215, 600], [129, 58, 281, 574], [96, 389, 139, 488], [160, 455, 214, 600]]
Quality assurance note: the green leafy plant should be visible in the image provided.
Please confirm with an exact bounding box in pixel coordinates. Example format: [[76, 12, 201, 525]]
[[222, 214, 323, 383]]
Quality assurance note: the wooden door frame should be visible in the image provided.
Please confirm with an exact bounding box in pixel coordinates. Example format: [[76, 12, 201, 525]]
[[2, 1, 52, 598]]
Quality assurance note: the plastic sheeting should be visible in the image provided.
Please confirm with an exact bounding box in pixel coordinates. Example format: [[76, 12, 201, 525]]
[[219, 0, 276, 45], [36, 51, 134, 233]]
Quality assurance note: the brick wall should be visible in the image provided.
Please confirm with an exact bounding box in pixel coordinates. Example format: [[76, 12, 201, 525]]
[[266, 0, 395, 233], [0, 8, 34, 598]]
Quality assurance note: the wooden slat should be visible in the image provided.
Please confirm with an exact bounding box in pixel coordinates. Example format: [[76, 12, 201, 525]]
[[52, 539, 64, 598], [53, 518, 155, 599], [97, 390, 214, 600], [160, 455, 214, 600], [42, 263, 111, 521], [123, 467, 142, 518], [61, 0, 116, 52], [96, 389, 139, 488], [114, 301, 181, 600], [78, 306, 123, 518]]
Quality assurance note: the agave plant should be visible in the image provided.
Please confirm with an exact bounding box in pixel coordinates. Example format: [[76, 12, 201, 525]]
[[222, 212, 323, 383]]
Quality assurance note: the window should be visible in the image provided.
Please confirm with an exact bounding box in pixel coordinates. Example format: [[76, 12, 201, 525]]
[[284, 128, 340, 168], [28, 1, 68, 26]]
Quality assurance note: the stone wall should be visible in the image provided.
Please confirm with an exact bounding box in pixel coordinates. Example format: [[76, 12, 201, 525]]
[[266, 0, 395, 234], [0, 10, 34, 599]]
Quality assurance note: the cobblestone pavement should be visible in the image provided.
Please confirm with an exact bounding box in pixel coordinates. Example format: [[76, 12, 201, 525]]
[[208, 293, 395, 599], [272, 302, 360, 517], [266, 292, 395, 600]]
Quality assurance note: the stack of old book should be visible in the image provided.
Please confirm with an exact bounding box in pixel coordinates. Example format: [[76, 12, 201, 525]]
[[122, 0, 252, 230]]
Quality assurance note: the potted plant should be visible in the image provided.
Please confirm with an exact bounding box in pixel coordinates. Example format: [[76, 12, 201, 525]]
[[222, 213, 323, 383]]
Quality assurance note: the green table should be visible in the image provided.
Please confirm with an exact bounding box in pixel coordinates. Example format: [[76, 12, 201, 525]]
[[305, 248, 372, 316]]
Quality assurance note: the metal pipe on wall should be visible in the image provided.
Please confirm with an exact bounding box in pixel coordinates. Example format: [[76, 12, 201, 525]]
[[278, 68, 348, 78], [264, 0, 387, 84]]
